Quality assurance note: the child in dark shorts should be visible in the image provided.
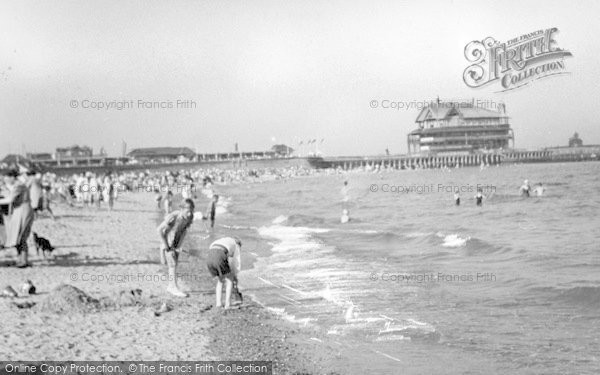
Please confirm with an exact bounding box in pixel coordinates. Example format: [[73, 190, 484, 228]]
[[207, 246, 231, 277], [206, 237, 241, 309]]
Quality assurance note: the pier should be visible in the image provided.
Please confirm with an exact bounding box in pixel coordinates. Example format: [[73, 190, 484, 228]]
[[308, 148, 600, 170]]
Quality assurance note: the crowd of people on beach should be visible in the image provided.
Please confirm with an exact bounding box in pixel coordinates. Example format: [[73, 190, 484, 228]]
[[0, 164, 317, 307]]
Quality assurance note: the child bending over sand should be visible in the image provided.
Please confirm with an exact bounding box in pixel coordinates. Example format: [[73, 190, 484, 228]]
[[206, 236, 242, 309]]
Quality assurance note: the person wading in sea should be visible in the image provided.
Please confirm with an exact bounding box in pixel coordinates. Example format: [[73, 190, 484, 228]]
[[475, 187, 484, 207]]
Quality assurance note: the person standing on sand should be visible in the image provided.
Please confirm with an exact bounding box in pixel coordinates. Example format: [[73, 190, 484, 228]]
[[39, 183, 56, 219], [206, 236, 242, 309], [90, 174, 101, 208], [163, 190, 173, 214], [157, 198, 195, 297], [26, 171, 43, 218], [102, 174, 115, 210], [74, 173, 85, 204], [82, 172, 93, 207], [0, 169, 34, 268]]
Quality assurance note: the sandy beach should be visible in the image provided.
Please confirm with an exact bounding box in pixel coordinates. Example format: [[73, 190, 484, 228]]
[[0, 192, 346, 374]]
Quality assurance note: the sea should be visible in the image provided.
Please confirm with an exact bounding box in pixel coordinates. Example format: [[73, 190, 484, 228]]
[[190, 161, 600, 374]]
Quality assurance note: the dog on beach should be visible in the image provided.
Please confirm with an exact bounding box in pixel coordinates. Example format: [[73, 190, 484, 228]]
[[33, 232, 54, 258]]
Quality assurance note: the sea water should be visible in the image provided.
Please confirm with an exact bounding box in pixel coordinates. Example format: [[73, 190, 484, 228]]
[[191, 161, 600, 374]]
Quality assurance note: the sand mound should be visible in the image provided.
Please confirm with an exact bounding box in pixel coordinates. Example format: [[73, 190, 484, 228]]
[[35, 285, 150, 314], [37, 284, 103, 313]]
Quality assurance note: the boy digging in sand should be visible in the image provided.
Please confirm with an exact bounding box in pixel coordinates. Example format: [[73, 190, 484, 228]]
[[206, 236, 242, 309], [157, 198, 195, 297]]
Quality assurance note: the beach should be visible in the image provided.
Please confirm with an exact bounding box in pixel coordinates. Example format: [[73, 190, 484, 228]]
[[0, 191, 347, 375], [1, 161, 599, 375]]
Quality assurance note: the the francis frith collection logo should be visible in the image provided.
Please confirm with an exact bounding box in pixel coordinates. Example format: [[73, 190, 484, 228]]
[[463, 27, 572, 92]]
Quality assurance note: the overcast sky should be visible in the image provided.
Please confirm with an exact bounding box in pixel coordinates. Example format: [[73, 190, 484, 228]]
[[1, 0, 598, 157]]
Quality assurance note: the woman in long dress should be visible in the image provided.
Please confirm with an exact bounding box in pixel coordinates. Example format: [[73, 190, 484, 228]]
[[0, 169, 34, 267]]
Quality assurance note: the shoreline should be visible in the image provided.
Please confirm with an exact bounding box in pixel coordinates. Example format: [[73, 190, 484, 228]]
[[0, 191, 346, 374], [168, 186, 350, 374]]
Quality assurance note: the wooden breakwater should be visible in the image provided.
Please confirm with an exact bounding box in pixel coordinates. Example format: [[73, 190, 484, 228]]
[[307, 149, 599, 170]]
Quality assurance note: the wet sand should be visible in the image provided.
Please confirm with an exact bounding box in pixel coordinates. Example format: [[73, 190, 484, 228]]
[[0, 193, 346, 374]]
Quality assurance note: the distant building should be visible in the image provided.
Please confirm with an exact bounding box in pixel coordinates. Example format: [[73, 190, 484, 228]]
[[568, 132, 583, 147], [127, 147, 196, 163], [544, 132, 599, 159], [56, 145, 93, 159], [26, 153, 53, 162], [407, 99, 514, 154], [1, 143, 294, 171], [1, 154, 31, 168], [17, 145, 117, 168], [271, 144, 294, 156], [52, 145, 110, 167]]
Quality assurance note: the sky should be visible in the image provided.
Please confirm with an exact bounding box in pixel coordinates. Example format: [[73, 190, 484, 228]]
[[1, 0, 599, 157]]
